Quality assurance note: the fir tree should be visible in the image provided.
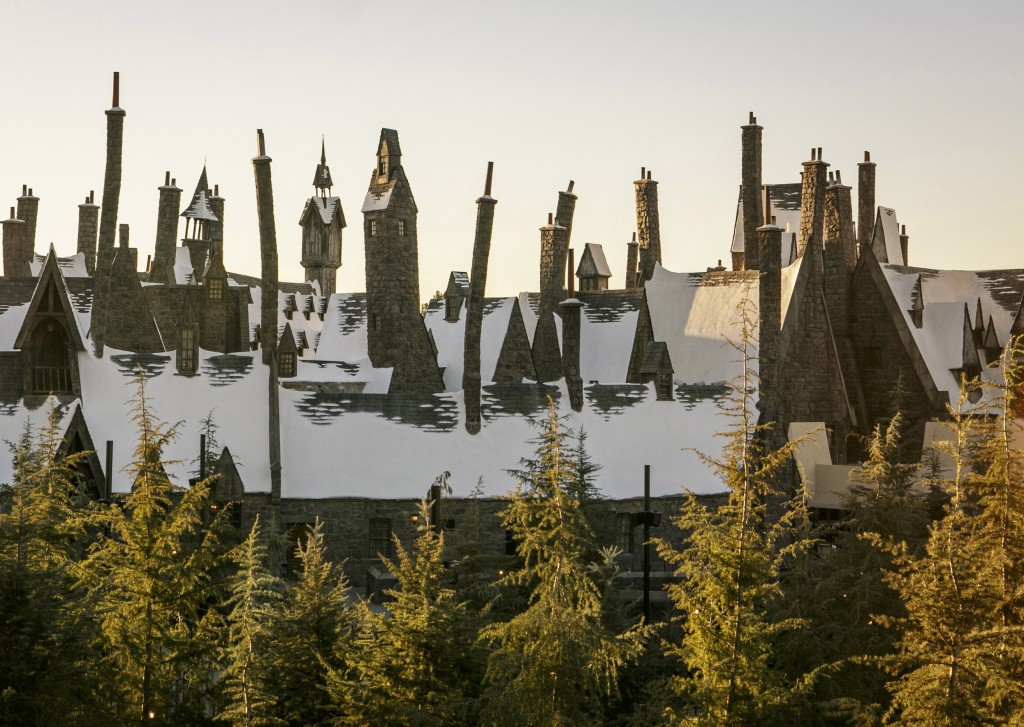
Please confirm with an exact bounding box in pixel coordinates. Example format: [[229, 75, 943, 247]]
[[219, 515, 284, 727], [655, 302, 805, 724], [75, 375, 229, 724], [479, 400, 646, 726], [335, 500, 480, 725], [265, 519, 352, 727]]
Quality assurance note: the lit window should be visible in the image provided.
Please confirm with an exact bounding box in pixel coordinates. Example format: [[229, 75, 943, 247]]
[[208, 278, 223, 300], [178, 326, 196, 375], [279, 351, 296, 378]]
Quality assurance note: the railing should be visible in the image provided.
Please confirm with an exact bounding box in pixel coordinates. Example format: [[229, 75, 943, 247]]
[[33, 366, 72, 393]]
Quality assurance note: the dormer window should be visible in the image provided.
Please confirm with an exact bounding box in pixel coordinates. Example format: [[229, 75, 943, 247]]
[[208, 278, 223, 300], [378, 156, 386, 177], [279, 351, 296, 378]]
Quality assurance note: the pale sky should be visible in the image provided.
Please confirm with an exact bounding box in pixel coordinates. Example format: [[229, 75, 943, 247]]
[[1, 1, 1022, 301]]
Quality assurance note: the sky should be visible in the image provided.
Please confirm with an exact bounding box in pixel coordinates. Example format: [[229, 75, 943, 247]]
[[1, 1, 1022, 301]]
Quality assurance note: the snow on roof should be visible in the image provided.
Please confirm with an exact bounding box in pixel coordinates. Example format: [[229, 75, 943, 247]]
[[30, 252, 89, 278], [578, 243, 612, 278], [645, 265, 761, 385], [731, 183, 802, 266], [75, 347, 272, 494], [0, 303, 29, 350], [277, 290, 324, 357], [181, 188, 218, 222], [872, 207, 904, 265], [361, 185, 394, 213], [578, 291, 640, 382], [881, 264, 1024, 398], [300, 196, 342, 226], [423, 297, 517, 390], [278, 380, 731, 499], [173, 246, 195, 285], [0, 396, 78, 487]]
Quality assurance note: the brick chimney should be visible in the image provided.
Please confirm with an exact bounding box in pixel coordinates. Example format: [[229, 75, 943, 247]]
[[857, 151, 876, 256], [635, 168, 662, 282], [741, 112, 763, 270], [150, 172, 181, 282], [464, 162, 497, 435], [625, 232, 639, 288], [77, 191, 99, 274], [758, 187, 783, 415]]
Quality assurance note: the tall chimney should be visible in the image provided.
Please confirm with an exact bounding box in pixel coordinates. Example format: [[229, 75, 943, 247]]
[[532, 211, 566, 382], [252, 129, 281, 501], [899, 224, 909, 266], [150, 172, 181, 282], [92, 72, 126, 355], [625, 232, 639, 289], [857, 151, 876, 256], [77, 191, 99, 274], [560, 247, 584, 412], [209, 182, 224, 253], [2, 208, 26, 277], [757, 193, 783, 436], [741, 112, 763, 270], [16, 186, 39, 265], [798, 147, 828, 260], [635, 168, 662, 282], [464, 162, 498, 435], [823, 173, 856, 338]]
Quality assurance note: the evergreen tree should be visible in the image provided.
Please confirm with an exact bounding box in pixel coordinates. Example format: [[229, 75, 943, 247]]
[[0, 408, 99, 725], [264, 519, 352, 727], [655, 306, 805, 724], [335, 501, 480, 725], [75, 376, 229, 724], [479, 401, 645, 726], [219, 515, 284, 727]]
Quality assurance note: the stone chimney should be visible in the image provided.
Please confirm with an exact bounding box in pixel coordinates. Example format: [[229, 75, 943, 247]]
[[798, 147, 828, 260], [555, 180, 577, 253], [625, 232, 639, 288], [16, 185, 39, 263], [532, 211, 565, 382], [899, 224, 909, 266], [857, 151, 876, 256], [91, 72, 126, 355], [252, 128, 282, 501], [635, 168, 662, 282], [560, 247, 584, 412], [209, 182, 224, 252], [77, 191, 99, 274], [464, 162, 497, 435], [150, 172, 181, 282], [741, 112, 763, 271], [2, 208, 26, 277], [757, 188, 783, 433], [824, 171, 856, 338]]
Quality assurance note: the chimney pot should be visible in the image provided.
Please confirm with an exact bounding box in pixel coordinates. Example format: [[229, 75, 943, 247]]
[[256, 129, 266, 156], [9, 207, 14, 218], [647, 170, 652, 180], [772, 215, 777, 225], [171, 178, 176, 187], [145, 254, 151, 272], [817, 147, 822, 160], [89, 190, 94, 203], [484, 161, 493, 196], [864, 151, 871, 162], [763, 185, 772, 225], [901, 224, 906, 234], [631, 231, 636, 242], [547, 212, 553, 225], [748, 111, 754, 124], [21, 184, 27, 196], [28, 188, 32, 197], [717, 259, 722, 267], [112, 71, 119, 108], [214, 184, 219, 196], [836, 170, 842, 184], [118, 223, 129, 248], [164, 171, 170, 186], [810, 148, 815, 161], [566, 179, 574, 193], [640, 166, 645, 179], [828, 171, 834, 183]]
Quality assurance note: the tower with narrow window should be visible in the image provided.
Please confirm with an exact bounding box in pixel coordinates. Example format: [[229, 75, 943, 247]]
[[361, 129, 442, 393], [300, 140, 345, 297]]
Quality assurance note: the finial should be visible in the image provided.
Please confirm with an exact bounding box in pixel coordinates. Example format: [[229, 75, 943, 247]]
[[112, 71, 119, 108], [257, 129, 266, 156], [484, 161, 494, 196], [321, 136, 327, 165]]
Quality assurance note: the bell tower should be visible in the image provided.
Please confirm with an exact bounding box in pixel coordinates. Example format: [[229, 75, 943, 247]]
[[299, 139, 345, 297]]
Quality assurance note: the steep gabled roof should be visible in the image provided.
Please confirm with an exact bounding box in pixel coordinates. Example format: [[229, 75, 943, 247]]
[[377, 128, 401, 159], [871, 207, 904, 265], [299, 196, 346, 228], [181, 166, 219, 222], [14, 246, 86, 351], [576, 243, 612, 279]]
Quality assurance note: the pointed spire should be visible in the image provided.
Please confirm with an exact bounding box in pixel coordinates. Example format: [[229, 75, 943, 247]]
[[181, 165, 218, 222], [313, 138, 334, 195]]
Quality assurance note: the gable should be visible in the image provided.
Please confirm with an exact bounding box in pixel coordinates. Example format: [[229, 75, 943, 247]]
[[14, 248, 86, 352]]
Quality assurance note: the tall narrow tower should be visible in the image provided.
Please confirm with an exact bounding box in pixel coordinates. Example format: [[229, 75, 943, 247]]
[[299, 140, 345, 297], [361, 129, 441, 394]]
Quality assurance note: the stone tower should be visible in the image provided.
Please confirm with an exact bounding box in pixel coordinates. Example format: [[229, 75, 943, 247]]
[[361, 128, 442, 394], [300, 140, 345, 297]]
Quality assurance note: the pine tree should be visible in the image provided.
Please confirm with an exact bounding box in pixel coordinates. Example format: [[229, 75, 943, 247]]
[[0, 408, 99, 725], [264, 519, 352, 727], [479, 400, 646, 726], [75, 375, 229, 724], [655, 303, 805, 724], [335, 501, 480, 725], [219, 515, 284, 727]]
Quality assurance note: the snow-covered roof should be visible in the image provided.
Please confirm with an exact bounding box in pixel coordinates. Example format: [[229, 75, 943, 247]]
[[300, 196, 343, 226], [181, 188, 218, 222], [578, 290, 641, 383], [0, 395, 78, 488], [872, 207, 904, 265], [424, 296, 517, 389], [30, 252, 89, 278], [173, 246, 195, 285], [577, 243, 612, 278], [881, 263, 1024, 399], [361, 186, 394, 213], [731, 183, 802, 267]]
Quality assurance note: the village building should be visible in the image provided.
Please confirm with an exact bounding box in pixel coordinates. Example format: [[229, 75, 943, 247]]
[[1, 77, 1020, 583]]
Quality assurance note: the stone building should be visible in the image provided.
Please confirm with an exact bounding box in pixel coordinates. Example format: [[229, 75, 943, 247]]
[[1, 77, 1021, 584]]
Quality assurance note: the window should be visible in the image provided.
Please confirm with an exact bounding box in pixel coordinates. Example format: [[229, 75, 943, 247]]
[[369, 518, 392, 559], [378, 156, 386, 176], [178, 326, 196, 375], [207, 278, 223, 300], [617, 513, 635, 554], [369, 219, 378, 237], [397, 220, 406, 237], [279, 351, 296, 378], [371, 314, 381, 332]]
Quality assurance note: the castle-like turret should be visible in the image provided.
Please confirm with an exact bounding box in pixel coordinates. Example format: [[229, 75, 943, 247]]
[[180, 166, 217, 273], [300, 140, 345, 297], [361, 129, 442, 394]]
